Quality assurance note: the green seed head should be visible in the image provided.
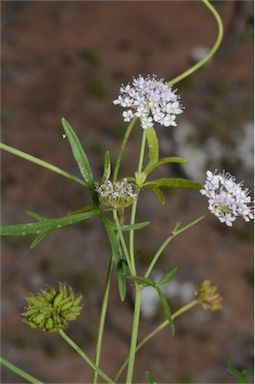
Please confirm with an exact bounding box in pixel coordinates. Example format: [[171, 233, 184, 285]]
[[22, 283, 82, 332], [196, 280, 222, 311]]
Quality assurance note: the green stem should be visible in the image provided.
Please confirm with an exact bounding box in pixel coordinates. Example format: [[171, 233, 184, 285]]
[[114, 300, 198, 382], [0, 143, 86, 187], [126, 129, 147, 384], [113, 210, 133, 274], [92, 257, 114, 384], [59, 330, 114, 384], [113, 117, 137, 182], [167, 0, 223, 86], [145, 213, 209, 278], [126, 286, 141, 384], [129, 129, 147, 274], [0, 356, 44, 384]]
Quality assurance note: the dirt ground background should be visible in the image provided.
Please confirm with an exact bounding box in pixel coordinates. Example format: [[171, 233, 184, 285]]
[[1, 1, 254, 383]]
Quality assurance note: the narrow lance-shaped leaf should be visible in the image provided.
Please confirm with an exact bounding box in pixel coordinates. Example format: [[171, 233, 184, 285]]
[[116, 259, 128, 302], [145, 177, 202, 190], [158, 267, 178, 286], [156, 287, 175, 334], [101, 151, 111, 183], [146, 185, 165, 205], [144, 127, 159, 170], [61, 118, 98, 203], [144, 156, 190, 174], [146, 371, 157, 384]]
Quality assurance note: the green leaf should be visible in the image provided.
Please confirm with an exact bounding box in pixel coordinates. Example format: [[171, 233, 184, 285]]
[[0, 143, 86, 188], [227, 361, 248, 384], [147, 185, 165, 205], [130, 275, 156, 288], [1, 208, 100, 248], [146, 371, 157, 384], [158, 267, 178, 286], [145, 127, 159, 170], [26, 211, 47, 221], [144, 177, 202, 190], [61, 118, 97, 203], [120, 221, 150, 231], [101, 151, 111, 183], [144, 156, 190, 174], [116, 260, 128, 302], [156, 287, 175, 334], [99, 214, 121, 265]]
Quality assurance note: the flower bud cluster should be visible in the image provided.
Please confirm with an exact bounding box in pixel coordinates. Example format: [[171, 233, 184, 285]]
[[201, 170, 254, 226], [95, 179, 137, 209], [22, 283, 82, 332], [113, 74, 183, 129], [196, 280, 222, 311]]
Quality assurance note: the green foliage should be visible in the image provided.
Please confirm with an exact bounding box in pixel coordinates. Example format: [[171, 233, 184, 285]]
[[0, 208, 100, 248], [144, 156, 190, 175], [158, 267, 178, 286], [144, 177, 202, 189], [22, 283, 82, 332], [116, 260, 128, 302], [146, 371, 157, 384], [130, 274, 175, 334], [146, 185, 165, 205], [61, 118, 98, 204], [227, 361, 248, 384], [145, 127, 159, 170], [101, 151, 111, 183]]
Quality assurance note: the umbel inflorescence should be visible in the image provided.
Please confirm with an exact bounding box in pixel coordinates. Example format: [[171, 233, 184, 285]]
[[113, 74, 183, 129], [22, 283, 82, 332], [95, 179, 138, 209], [201, 170, 254, 226]]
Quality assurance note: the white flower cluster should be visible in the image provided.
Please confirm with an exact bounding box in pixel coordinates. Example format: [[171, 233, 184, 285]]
[[95, 179, 137, 209], [201, 170, 254, 226], [113, 74, 183, 129]]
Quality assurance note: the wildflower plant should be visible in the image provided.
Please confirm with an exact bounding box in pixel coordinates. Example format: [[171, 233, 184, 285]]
[[0, 1, 253, 383]]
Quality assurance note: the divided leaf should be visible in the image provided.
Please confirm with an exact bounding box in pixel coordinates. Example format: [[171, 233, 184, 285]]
[[1, 207, 100, 248], [61, 118, 97, 203]]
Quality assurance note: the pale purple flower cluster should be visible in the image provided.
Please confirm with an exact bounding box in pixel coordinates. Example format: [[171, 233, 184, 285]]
[[201, 170, 254, 226], [113, 75, 183, 129]]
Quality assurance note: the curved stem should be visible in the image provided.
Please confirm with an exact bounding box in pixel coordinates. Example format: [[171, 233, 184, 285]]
[[167, 0, 223, 87], [0, 356, 44, 384], [93, 257, 114, 384], [114, 300, 198, 382], [59, 330, 114, 384], [113, 117, 137, 182], [0, 143, 86, 187], [145, 213, 209, 278]]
